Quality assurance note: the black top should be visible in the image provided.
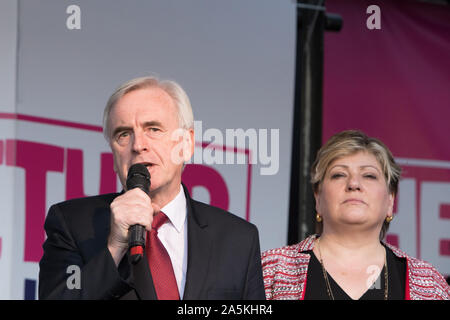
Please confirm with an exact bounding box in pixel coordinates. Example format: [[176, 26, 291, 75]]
[[303, 245, 406, 300]]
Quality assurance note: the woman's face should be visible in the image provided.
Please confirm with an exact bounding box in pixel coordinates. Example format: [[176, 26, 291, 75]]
[[315, 151, 394, 234]]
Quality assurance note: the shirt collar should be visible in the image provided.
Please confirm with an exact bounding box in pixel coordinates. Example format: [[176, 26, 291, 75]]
[[160, 185, 187, 233]]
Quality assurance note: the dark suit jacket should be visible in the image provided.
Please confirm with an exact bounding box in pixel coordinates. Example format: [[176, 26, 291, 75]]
[[38, 186, 265, 300]]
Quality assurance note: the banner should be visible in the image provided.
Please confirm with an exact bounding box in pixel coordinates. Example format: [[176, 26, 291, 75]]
[[324, 0, 450, 277], [0, 0, 296, 299]]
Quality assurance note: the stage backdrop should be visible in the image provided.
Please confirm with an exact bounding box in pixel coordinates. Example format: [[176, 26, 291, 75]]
[[0, 0, 449, 300], [0, 0, 296, 299], [324, 0, 450, 279]]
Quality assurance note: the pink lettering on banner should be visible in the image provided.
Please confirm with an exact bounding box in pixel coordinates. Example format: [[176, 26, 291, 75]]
[[65, 148, 87, 199], [0, 113, 251, 269], [386, 163, 450, 260], [2, 140, 119, 263], [65, 149, 117, 200], [0, 140, 3, 164], [99, 153, 117, 194], [1, 139, 238, 263], [0, 141, 3, 258], [440, 240, 450, 256], [440, 204, 450, 219], [182, 164, 229, 212], [440, 204, 450, 256], [6, 140, 64, 263]]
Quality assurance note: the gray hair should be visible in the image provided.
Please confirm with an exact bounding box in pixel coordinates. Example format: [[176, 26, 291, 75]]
[[103, 76, 194, 141]]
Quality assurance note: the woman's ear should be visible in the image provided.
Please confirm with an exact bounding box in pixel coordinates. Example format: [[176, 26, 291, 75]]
[[387, 192, 395, 218], [314, 191, 320, 213]]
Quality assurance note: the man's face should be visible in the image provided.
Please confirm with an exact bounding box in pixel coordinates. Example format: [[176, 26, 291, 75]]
[[108, 87, 193, 200]]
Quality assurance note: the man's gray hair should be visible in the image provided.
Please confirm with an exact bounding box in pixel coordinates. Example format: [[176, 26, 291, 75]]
[[103, 76, 194, 141]]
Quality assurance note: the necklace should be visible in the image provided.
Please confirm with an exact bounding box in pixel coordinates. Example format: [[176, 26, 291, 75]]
[[316, 237, 388, 300]]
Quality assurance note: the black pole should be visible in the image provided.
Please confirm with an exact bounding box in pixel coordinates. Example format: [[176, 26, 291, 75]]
[[288, 0, 342, 245]]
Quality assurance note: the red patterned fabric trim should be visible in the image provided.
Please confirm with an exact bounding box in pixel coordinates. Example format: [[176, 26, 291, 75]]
[[262, 235, 450, 300]]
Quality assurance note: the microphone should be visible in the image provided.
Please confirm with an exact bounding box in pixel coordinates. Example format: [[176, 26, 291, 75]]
[[126, 163, 151, 264]]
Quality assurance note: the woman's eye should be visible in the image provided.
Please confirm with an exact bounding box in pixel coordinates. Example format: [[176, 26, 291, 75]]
[[364, 174, 377, 179], [331, 173, 345, 179]]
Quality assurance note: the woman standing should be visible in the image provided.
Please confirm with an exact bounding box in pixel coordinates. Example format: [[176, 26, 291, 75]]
[[262, 130, 449, 300]]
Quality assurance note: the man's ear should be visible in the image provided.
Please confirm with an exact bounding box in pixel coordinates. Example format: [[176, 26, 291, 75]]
[[171, 128, 195, 165], [184, 128, 195, 162]]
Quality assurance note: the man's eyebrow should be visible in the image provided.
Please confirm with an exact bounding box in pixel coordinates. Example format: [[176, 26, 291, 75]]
[[142, 120, 163, 128], [111, 121, 165, 137], [112, 126, 131, 138]]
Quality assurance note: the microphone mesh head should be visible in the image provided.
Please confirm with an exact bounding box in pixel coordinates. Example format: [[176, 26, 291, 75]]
[[126, 163, 150, 194]]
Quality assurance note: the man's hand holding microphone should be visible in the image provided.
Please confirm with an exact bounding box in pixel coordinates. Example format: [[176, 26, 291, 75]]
[[107, 164, 160, 266]]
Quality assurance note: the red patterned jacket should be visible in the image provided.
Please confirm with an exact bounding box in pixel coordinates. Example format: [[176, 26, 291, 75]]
[[261, 235, 450, 300]]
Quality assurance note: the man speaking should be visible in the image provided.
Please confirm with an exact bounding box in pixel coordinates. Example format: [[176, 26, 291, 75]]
[[38, 76, 265, 300]]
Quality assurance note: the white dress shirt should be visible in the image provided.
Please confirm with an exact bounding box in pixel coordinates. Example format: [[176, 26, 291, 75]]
[[157, 185, 188, 299]]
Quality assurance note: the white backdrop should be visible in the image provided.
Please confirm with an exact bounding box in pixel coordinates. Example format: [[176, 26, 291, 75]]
[[2, 0, 447, 300], [0, 0, 296, 299]]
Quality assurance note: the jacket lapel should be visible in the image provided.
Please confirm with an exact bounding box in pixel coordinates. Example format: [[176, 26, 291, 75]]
[[106, 191, 156, 300], [123, 185, 212, 300], [181, 185, 212, 300], [128, 250, 158, 300]]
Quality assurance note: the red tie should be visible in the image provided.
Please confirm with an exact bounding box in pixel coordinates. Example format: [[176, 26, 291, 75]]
[[146, 212, 180, 300]]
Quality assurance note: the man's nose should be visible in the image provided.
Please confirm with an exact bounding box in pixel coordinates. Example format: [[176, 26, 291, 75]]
[[132, 130, 149, 153]]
